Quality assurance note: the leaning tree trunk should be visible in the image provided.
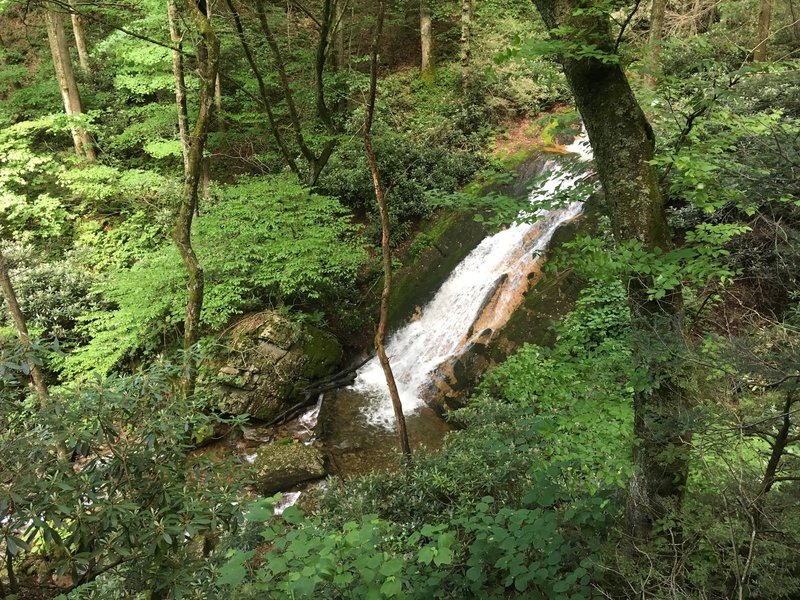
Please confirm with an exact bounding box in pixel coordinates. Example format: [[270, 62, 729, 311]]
[[45, 10, 95, 160], [256, 0, 333, 184], [0, 248, 48, 404], [224, 0, 299, 176], [753, 0, 773, 61], [365, 0, 411, 457], [420, 0, 434, 81], [68, 0, 91, 72], [530, 0, 688, 540], [173, 0, 219, 400]]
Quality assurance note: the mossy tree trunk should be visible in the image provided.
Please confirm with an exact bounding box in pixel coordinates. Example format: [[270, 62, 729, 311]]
[[173, 0, 219, 400], [530, 0, 688, 540]]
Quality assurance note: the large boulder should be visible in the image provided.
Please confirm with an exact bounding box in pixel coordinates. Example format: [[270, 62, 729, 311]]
[[215, 312, 343, 421], [251, 442, 327, 495]]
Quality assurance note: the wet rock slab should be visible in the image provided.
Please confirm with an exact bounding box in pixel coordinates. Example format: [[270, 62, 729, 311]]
[[251, 443, 327, 495]]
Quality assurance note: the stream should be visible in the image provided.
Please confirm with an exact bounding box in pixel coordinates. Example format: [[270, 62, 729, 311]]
[[319, 135, 594, 477]]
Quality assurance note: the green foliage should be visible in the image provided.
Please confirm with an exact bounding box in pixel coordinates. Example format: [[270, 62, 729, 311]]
[[60, 164, 179, 216], [481, 280, 635, 490], [0, 243, 104, 345], [217, 402, 612, 598], [63, 176, 366, 377], [0, 348, 245, 597], [319, 129, 483, 244], [561, 224, 747, 302]]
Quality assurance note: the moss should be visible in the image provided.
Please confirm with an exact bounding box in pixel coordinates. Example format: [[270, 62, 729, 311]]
[[389, 210, 487, 327], [499, 147, 542, 170], [301, 326, 343, 379], [252, 443, 326, 495]]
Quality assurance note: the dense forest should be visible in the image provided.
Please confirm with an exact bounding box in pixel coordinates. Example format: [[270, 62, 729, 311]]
[[1, 0, 799, 597]]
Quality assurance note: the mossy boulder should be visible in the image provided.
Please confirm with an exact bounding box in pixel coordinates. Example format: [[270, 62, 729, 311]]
[[252, 442, 326, 495], [216, 312, 343, 421]]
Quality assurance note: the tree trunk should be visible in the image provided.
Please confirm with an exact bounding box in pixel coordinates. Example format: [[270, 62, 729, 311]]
[[256, 0, 320, 182], [365, 0, 411, 457], [68, 0, 91, 72], [753, 0, 773, 61], [205, 0, 225, 130], [530, 0, 687, 540], [173, 0, 219, 400], [789, 0, 800, 41], [334, 0, 346, 70], [0, 248, 48, 403], [168, 0, 190, 173], [420, 1, 434, 81], [645, 0, 667, 88], [224, 0, 299, 176], [460, 0, 472, 88], [315, 0, 336, 133], [45, 10, 95, 160]]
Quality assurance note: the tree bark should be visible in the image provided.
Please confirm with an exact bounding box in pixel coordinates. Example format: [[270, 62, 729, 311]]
[[68, 0, 91, 72], [315, 0, 336, 133], [224, 0, 299, 176], [45, 10, 96, 160], [461, 0, 472, 88], [334, 0, 346, 70], [168, 0, 190, 173], [256, 0, 334, 184], [0, 248, 48, 403], [420, 0, 434, 81], [530, 0, 687, 540], [173, 0, 219, 400], [205, 0, 225, 130], [645, 0, 667, 88], [365, 0, 411, 457], [753, 0, 773, 61]]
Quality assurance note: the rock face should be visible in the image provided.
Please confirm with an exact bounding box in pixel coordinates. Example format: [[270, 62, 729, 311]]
[[252, 443, 327, 495], [216, 312, 343, 421]]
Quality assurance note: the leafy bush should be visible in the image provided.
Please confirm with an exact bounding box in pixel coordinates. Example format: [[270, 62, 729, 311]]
[[319, 133, 483, 243], [216, 401, 613, 599], [0, 244, 105, 345], [63, 175, 367, 377], [0, 349, 244, 598]]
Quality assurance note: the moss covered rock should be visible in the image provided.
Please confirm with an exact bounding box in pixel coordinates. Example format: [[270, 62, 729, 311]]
[[215, 312, 343, 421], [252, 442, 326, 495]]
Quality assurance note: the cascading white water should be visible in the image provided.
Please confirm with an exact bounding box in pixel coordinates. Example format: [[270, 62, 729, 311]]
[[352, 135, 594, 427]]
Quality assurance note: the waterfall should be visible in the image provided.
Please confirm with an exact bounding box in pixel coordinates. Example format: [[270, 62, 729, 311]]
[[352, 136, 594, 428]]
